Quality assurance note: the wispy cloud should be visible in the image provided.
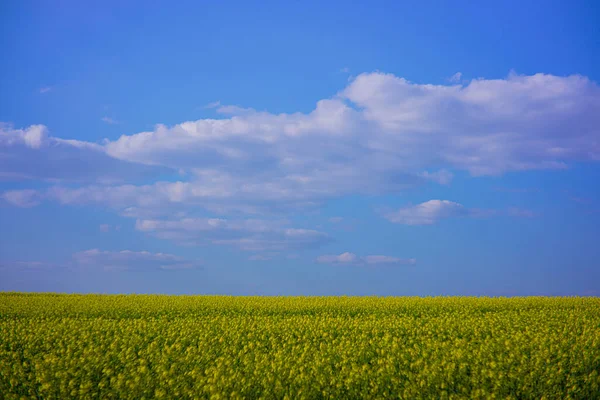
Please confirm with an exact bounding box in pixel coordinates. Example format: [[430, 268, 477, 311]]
[[448, 72, 462, 83], [99, 224, 121, 232], [101, 117, 120, 125], [384, 200, 537, 225], [72, 249, 201, 271], [215, 104, 255, 116], [1, 189, 41, 207], [203, 101, 255, 115], [0, 260, 58, 270], [316, 252, 416, 266], [2, 249, 200, 272], [568, 196, 593, 204], [385, 200, 469, 225], [135, 217, 331, 252], [0, 124, 168, 183], [562, 190, 594, 205], [492, 187, 541, 194], [418, 169, 454, 185], [203, 100, 221, 109], [39, 86, 52, 94]]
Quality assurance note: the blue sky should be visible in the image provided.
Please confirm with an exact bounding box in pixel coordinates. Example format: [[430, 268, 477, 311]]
[[1, 0, 599, 295]]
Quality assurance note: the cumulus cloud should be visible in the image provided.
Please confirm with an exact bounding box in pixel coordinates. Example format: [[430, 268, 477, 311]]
[[14, 72, 598, 208], [342, 72, 599, 175], [316, 252, 416, 266], [72, 249, 201, 271], [0, 124, 169, 184], [0, 124, 49, 149], [2, 71, 599, 238]]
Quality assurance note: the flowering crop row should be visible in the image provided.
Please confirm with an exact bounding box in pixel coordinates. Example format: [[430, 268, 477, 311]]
[[1, 294, 599, 399]]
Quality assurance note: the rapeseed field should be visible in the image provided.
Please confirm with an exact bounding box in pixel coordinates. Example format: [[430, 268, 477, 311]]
[[1, 294, 598, 399]]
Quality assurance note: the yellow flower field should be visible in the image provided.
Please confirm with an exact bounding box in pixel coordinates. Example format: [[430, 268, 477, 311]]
[[1, 294, 599, 399]]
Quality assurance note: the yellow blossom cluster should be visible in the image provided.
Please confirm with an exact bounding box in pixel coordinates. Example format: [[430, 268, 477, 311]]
[[1, 294, 599, 399]]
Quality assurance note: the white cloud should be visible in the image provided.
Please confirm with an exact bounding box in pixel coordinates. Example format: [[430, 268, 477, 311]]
[[39, 86, 52, 94], [8, 72, 600, 186], [0, 124, 169, 183], [448, 72, 462, 83], [1, 189, 41, 207], [101, 117, 120, 125], [385, 200, 538, 225], [204, 100, 221, 109], [72, 249, 201, 270], [99, 224, 111, 232], [134, 217, 330, 251], [215, 105, 256, 116], [0, 124, 48, 149], [90, 73, 599, 212], [203, 102, 256, 115], [342, 72, 599, 175], [317, 252, 359, 264], [316, 252, 415, 266], [385, 200, 468, 225], [103, 73, 600, 181], [418, 169, 454, 185], [2, 71, 599, 235]]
